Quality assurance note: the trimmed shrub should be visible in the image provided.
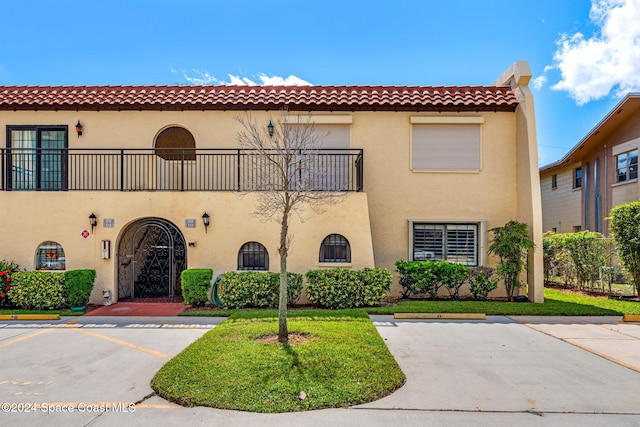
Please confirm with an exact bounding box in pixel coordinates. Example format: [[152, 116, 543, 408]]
[[8, 271, 67, 310], [64, 269, 96, 308], [217, 271, 303, 309], [440, 262, 470, 301], [305, 268, 391, 309], [468, 266, 498, 300], [181, 269, 213, 307], [395, 261, 436, 299], [396, 261, 470, 300]]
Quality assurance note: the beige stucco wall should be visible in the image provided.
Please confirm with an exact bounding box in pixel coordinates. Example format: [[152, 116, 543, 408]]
[[1, 69, 542, 303], [0, 191, 374, 303], [540, 163, 583, 232]]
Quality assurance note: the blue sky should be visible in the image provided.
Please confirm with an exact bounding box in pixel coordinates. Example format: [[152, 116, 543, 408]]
[[2, 0, 639, 166]]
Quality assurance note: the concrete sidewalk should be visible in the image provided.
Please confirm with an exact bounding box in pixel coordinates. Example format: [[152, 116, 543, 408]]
[[1, 315, 639, 426], [510, 315, 640, 373]]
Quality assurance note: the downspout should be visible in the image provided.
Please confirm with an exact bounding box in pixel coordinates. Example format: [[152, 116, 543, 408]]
[[604, 145, 609, 235]]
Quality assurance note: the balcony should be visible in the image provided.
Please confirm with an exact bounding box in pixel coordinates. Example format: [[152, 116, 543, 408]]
[[1, 148, 364, 192]]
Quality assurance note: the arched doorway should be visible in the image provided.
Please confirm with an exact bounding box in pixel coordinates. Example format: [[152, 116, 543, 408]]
[[117, 217, 187, 301]]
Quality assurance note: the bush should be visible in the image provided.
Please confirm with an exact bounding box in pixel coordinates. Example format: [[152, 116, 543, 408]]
[[305, 268, 391, 309], [64, 269, 96, 308], [468, 266, 498, 300], [217, 271, 303, 309], [395, 261, 436, 299], [0, 259, 21, 309], [489, 220, 535, 302], [608, 201, 640, 298], [395, 261, 470, 300], [181, 269, 213, 307], [7, 271, 67, 310]]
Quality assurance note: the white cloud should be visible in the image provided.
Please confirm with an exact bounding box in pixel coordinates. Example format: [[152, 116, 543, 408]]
[[549, 0, 640, 105], [532, 75, 547, 90], [172, 69, 312, 86]]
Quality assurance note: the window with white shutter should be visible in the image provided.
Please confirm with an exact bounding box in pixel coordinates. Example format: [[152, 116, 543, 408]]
[[412, 223, 478, 266]]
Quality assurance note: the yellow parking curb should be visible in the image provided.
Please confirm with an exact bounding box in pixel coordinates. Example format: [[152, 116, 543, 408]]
[[623, 314, 640, 322], [394, 313, 486, 320], [0, 314, 61, 321]]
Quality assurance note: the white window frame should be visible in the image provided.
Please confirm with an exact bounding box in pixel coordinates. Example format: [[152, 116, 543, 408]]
[[615, 150, 638, 183], [408, 220, 487, 266]]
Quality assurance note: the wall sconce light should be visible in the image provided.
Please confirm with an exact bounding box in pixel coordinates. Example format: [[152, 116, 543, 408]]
[[202, 212, 210, 233], [75, 120, 83, 138], [267, 120, 274, 137], [89, 213, 97, 233]]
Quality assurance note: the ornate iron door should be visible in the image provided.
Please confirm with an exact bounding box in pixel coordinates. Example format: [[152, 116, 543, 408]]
[[117, 218, 187, 301]]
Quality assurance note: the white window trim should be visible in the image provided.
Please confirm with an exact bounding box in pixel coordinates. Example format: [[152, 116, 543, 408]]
[[407, 219, 487, 266]]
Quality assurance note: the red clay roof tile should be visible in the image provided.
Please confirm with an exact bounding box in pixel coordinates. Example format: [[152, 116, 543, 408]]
[[0, 85, 518, 112]]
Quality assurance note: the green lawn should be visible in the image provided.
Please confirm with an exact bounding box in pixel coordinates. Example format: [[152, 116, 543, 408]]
[[367, 288, 640, 316], [182, 288, 640, 317], [151, 309, 405, 412]]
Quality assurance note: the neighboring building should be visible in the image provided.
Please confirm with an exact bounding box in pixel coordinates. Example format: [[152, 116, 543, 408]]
[[0, 61, 543, 303], [540, 93, 640, 235]]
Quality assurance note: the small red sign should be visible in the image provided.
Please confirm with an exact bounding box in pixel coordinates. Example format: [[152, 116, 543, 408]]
[[81, 229, 91, 239]]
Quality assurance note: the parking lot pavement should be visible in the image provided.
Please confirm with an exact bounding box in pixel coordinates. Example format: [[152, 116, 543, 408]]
[[509, 316, 640, 373], [1, 315, 640, 426]]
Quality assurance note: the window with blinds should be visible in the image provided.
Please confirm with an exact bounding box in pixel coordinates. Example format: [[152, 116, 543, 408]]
[[411, 125, 481, 171], [412, 223, 478, 266]]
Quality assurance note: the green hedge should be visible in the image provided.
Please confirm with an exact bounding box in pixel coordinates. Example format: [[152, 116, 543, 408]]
[[217, 271, 303, 309], [8, 271, 67, 310], [64, 269, 96, 307], [181, 269, 213, 306], [305, 268, 391, 309], [395, 261, 473, 300]]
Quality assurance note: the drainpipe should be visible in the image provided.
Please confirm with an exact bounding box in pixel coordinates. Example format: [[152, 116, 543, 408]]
[[604, 145, 609, 236]]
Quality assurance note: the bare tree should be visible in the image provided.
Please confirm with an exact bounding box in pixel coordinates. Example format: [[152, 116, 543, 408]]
[[235, 109, 345, 343]]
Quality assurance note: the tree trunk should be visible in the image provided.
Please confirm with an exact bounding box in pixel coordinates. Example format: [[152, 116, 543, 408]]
[[278, 210, 290, 343]]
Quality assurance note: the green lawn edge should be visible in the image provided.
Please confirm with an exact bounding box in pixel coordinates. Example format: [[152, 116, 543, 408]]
[[181, 288, 640, 317], [0, 309, 84, 316], [152, 309, 405, 413]]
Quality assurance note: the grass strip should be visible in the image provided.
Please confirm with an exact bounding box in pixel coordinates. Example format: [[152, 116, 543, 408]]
[[152, 309, 405, 412]]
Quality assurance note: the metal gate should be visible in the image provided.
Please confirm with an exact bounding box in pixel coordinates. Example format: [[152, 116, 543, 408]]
[[117, 218, 187, 301]]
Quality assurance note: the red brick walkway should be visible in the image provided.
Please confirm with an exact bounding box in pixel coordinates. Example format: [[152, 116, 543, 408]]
[[85, 302, 186, 316]]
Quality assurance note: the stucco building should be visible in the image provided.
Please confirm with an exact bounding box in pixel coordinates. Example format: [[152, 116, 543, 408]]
[[1, 61, 543, 303], [540, 93, 640, 235]]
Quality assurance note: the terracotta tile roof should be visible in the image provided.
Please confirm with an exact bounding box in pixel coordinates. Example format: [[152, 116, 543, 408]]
[[0, 85, 518, 112]]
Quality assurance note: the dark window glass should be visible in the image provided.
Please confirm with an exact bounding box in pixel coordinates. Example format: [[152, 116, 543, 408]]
[[616, 150, 638, 183], [574, 167, 582, 189], [7, 126, 67, 190], [35, 241, 66, 270], [237, 242, 269, 270], [319, 234, 351, 263]]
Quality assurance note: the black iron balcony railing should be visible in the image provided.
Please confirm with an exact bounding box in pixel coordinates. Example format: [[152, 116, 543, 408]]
[[1, 148, 364, 192]]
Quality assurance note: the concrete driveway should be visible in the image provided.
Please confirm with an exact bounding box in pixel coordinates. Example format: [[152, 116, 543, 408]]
[[1, 315, 639, 426]]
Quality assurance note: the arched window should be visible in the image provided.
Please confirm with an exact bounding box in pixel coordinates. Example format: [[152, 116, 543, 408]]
[[35, 241, 66, 270], [155, 126, 196, 160], [238, 242, 269, 271], [319, 234, 351, 263]]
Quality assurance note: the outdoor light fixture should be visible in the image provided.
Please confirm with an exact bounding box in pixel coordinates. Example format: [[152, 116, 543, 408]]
[[75, 120, 83, 138], [89, 213, 97, 233], [267, 120, 274, 137], [202, 212, 210, 233]]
